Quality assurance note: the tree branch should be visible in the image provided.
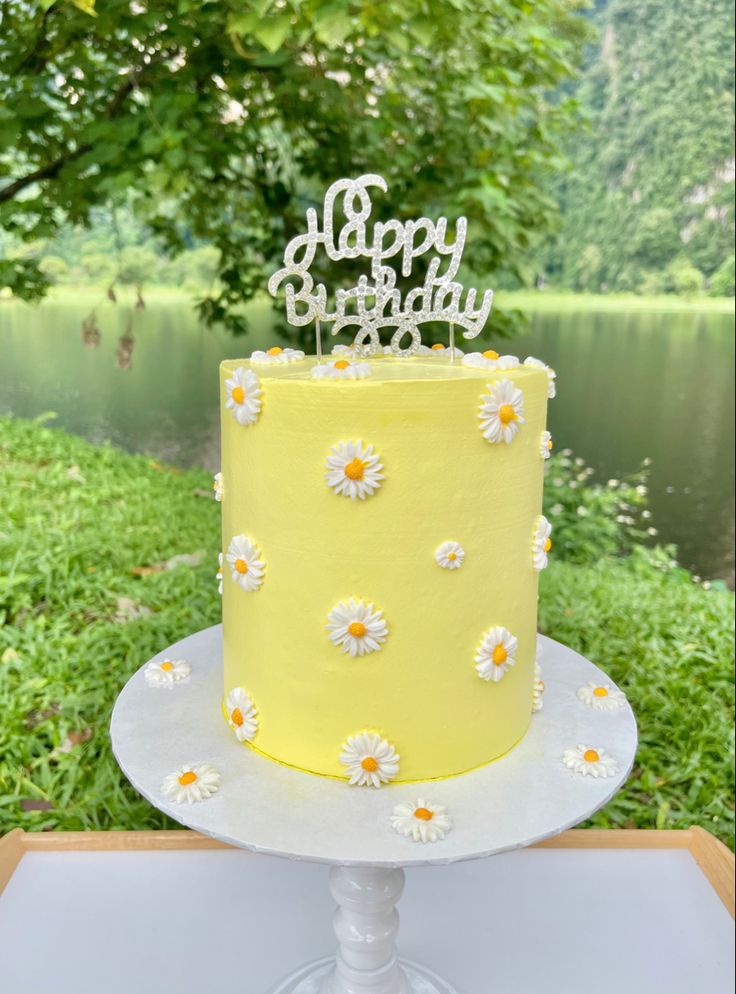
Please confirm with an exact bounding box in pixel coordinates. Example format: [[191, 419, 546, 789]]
[[0, 57, 165, 205]]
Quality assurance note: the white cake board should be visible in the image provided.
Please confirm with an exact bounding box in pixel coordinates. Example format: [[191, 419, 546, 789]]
[[111, 626, 637, 994]]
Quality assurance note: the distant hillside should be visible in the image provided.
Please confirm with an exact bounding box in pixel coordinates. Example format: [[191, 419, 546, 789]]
[[548, 0, 735, 295]]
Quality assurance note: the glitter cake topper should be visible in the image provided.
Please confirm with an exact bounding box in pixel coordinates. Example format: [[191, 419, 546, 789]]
[[267, 174, 493, 356]]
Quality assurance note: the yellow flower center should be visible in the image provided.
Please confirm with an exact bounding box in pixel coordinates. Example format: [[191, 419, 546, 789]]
[[414, 807, 434, 821], [447, 552, 457, 561], [483, 350, 499, 360], [267, 346, 283, 355], [160, 661, 174, 672], [231, 707, 244, 727], [583, 749, 600, 763], [231, 385, 245, 404], [334, 359, 351, 370], [543, 537, 552, 553], [348, 621, 367, 639], [499, 404, 517, 425], [431, 343, 445, 351], [492, 644, 507, 665], [547, 438, 553, 450], [593, 686, 609, 698], [178, 771, 197, 786], [344, 457, 365, 481], [234, 558, 248, 574], [361, 756, 378, 772]]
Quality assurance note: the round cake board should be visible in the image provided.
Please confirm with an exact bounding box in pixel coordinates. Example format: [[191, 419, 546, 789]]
[[111, 625, 637, 994]]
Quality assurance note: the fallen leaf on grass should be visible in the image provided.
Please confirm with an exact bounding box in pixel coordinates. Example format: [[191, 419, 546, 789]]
[[24, 703, 61, 729], [130, 550, 206, 576], [66, 464, 86, 484], [20, 799, 54, 812], [51, 727, 94, 758], [148, 459, 183, 476], [115, 597, 152, 622]]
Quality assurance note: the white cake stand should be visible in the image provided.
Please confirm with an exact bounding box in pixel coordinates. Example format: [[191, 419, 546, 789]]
[[111, 626, 637, 994]]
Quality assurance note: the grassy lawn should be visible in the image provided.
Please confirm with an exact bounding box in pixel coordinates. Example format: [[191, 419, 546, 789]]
[[1, 417, 733, 845]]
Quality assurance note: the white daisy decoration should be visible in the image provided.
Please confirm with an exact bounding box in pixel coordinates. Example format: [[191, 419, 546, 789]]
[[311, 359, 372, 380], [216, 552, 223, 595], [532, 661, 545, 713], [540, 431, 553, 460], [340, 732, 400, 787], [475, 626, 518, 682], [524, 356, 557, 398], [213, 471, 224, 501], [144, 658, 191, 688], [577, 682, 627, 711], [417, 343, 465, 357], [226, 534, 266, 592], [160, 764, 221, 804], [478, 378, 525, 444], [390, 799, 453, 843], [532, 516, 553, 571], [331, 344, 356, 356], [250, 346, 305, 365], [562, 745, 619, 779], [224, 366, 262, 426], [463, 350, 520, 371], [435, 541, 465, 570], [225, 687, 259, 742], [327, 598, 388, 657], [325, 439, 384, 500]]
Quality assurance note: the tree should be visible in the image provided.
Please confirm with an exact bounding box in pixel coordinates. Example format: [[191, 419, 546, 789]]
[[709, 255, 735, 296], [0, 0, 589, 334], [665, 258, 704, 296], [630, 209, 681, 271]]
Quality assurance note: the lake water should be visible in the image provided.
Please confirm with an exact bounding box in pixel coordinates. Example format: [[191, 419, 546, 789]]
[[1, 295, 733, 583]]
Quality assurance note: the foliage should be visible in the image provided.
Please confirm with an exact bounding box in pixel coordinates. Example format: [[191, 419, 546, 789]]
[[1, 417, 733, 845], [709, 255, 735, 297], [542, 449, 654, 564], [0, 0, 589, 335], [548, 0, 735, 295]]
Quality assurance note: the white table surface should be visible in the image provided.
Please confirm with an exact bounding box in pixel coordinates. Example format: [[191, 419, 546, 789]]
[[0, 845, 732, 994]]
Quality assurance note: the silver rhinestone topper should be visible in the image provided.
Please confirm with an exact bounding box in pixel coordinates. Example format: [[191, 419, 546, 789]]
[[267, 175, 493, 356]]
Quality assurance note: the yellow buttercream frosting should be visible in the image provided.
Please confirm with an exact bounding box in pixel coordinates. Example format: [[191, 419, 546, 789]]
[[220, 355, 548, 781]]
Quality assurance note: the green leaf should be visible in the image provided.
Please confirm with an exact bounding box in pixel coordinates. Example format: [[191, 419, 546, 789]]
[[254, 14, 292, 53]]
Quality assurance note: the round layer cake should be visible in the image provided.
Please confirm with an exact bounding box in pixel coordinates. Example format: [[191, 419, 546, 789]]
[[218, 349, 553, 783]]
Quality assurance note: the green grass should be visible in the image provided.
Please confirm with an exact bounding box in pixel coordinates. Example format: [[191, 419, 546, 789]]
[[1, 418, 733, 845]]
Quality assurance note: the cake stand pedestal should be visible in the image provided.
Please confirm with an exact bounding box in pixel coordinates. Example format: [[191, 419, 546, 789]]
[[111, 627, 637, 994]]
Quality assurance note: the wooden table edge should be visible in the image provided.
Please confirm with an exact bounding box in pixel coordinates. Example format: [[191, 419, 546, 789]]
[[1, 826, 733, 915]]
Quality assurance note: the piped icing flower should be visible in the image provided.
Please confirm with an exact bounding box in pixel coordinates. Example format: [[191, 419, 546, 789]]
[[577, 682, 627, 711], [532, 661, 545, 713], [417, 343, 465, 357], [562, 745, 619, 779], [225, 367, 262, 426], [225, 687, 259, 742], [540, 431, 553, 460], [475, 626, 518, 682], [216, 552, 223, 595], [532, 516, 552, 571], [325, 440, 384, 500], [250, 346, 305, 365], [479, 379, 525, 444], [144, 658, 191, 687], [524, 356, 557, 398], [226, 534, 266, 592], [327, 598, 388, 657], [340, 732, 400, 787], [435, 541, 465, 570], [213, 472, 224, 502], [160, 764, 221, 804], [463, 351, 520, 371], [391, 800, 453, 843], [311, 359, 372, 380]]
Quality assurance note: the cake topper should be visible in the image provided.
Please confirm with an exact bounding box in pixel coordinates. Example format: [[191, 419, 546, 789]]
[[267, 174, 494, 357]]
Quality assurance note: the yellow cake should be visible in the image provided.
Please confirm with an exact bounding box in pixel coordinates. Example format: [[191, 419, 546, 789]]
[[218, 349, 554, 783]]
